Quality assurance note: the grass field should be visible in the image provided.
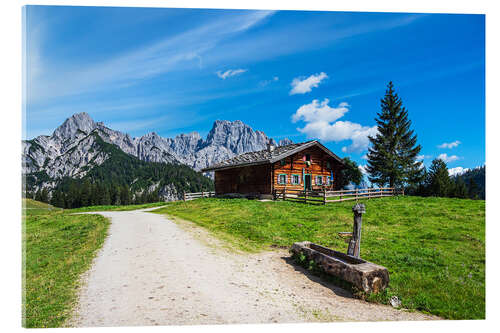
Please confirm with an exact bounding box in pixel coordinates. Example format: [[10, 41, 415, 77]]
[[22, 199, 110, 328], [66, 201, 167, 213], [154, 196, 485, 320]]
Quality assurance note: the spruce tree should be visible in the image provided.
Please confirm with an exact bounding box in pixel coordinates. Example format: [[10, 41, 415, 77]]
[[427, 158, 452, 197], [339, 157, 363, 188], [453, 178, 468, 198], [366, 81, 422, 188]]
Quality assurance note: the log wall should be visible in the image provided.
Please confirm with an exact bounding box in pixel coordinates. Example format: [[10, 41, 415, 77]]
[[214, 164, 272, 194], [213, 145, 344, 195]]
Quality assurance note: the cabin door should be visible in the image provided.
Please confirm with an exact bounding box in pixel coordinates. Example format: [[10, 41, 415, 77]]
[[304, 174, 312, 191]]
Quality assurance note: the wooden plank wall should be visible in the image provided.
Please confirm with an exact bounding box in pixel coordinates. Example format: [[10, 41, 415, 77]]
[[214, 164, 272, 194], [272, 145, 343, 192]]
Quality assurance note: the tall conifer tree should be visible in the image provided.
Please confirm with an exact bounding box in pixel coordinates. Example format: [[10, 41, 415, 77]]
[[366, 81, 422, 187]]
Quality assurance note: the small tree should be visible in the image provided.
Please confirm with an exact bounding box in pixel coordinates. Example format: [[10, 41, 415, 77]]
[[366, 81, 422, 188], [453, 178, 468, 198], [427, 158, 452, 197], [339, 157, 363, 189]]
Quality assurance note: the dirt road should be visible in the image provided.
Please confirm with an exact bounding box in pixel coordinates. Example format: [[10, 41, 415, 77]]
[[71, 208, 436, 327]]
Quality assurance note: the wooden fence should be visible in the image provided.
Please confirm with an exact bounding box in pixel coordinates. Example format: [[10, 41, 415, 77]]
[[274, 187, 404, 205], [183, 191, 216, 201]]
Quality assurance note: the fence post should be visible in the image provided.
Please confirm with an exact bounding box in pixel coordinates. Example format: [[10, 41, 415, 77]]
[[283, 188, 287, 201], [304, 190, 308, 204], [355, 188, 358, 200], [183, 192, 186, 202], [402, 188, 405, 196], [323, 188, 326, 205], [340, 190, 342, 201]]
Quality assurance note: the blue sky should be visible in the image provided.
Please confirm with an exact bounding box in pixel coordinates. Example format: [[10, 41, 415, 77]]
[[24, 6, 485, 174]]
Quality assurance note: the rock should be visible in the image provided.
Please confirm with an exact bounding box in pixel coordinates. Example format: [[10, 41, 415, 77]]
[[23, 113, 293, 177], [390, 296, 402, 308]]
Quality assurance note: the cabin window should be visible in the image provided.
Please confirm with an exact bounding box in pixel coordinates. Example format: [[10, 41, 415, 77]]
[[316, 176, 323, 185], [326, 161, 331, 169], [280, 159, 286, 166], [291, 174, 300, 185], [278, 174, 287, 185], [305, 154, 311, 161]]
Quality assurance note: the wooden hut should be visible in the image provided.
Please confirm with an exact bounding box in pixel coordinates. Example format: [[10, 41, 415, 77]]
[[201, 140, 345, 198]]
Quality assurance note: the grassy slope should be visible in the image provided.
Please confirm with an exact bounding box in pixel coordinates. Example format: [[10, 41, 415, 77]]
[[23, 203, 110, 328], [154, 196, 485, 320], [66, 201, 167, 213]]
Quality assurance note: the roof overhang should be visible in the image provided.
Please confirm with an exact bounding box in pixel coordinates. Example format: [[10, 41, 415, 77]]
[[201, 160, 269, 172]]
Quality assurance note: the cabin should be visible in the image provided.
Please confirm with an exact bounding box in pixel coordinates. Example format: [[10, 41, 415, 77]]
[[201, 140, 345, 198]]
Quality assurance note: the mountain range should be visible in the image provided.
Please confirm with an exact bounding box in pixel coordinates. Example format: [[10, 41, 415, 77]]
[[22, 113, 292, 202]]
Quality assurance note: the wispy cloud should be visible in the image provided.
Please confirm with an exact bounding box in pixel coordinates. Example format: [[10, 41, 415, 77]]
[[28, 10, 275, 104], [290, 72, 328, 95], [291, 98, 377, 153], [438, 140, 461, 149], [259, 76, 279, 87], [416, 154, 431, 161], [438, 153, 460, 163], [216, 69, 247, 79]]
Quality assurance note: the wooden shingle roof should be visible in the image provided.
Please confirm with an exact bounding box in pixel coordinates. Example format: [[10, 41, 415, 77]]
[[201, 140, 344, 172]]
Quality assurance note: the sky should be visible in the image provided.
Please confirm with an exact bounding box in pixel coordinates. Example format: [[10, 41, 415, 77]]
[[23, 6, 485, 175]]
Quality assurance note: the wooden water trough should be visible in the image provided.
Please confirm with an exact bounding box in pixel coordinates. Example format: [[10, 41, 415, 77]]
[[291, 241, 389, 293]]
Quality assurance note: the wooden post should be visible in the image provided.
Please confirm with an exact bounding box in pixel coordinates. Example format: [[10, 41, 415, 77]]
[[201, 190, 204, 198], [355, 188, 358, 200], [304, 189, 307, 204], [347, 203, 365, 258], [183, 192, 186, 202], [283, 188, 287, 201], [323, 188, 326, 205]]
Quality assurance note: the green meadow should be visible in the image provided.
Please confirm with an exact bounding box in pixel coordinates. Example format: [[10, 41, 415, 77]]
[[154, 196, 485, 320], [22, 199, 109, 327]]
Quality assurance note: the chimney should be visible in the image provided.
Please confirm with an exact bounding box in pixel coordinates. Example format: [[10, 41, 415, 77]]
[[267, 142, 275, 152]]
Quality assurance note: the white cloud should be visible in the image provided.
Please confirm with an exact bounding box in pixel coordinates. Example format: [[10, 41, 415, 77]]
[[27, 10, 274, 103], [438, 140, 461, 149], [416, 154, 431, 161], [216, 69, 247, 79], [448, 167, 470, 177], [292, 99, 348, 124], [438, 153, 460, 163], [259, 76, 279, 87], [358, 164, 368, 175], [289, 72, 328, 95], [292, 99, 377, 153]]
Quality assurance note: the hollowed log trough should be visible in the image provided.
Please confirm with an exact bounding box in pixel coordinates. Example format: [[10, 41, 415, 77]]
[[291, 241, 389, 293]]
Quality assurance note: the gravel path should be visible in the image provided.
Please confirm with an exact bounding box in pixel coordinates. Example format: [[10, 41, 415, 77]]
[[70, 208, 437, 327]]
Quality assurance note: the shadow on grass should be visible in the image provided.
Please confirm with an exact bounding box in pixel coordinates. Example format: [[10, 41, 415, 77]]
[[280, 255, 355, 299]]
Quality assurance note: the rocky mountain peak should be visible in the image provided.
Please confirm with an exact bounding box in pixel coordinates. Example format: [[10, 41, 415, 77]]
[[52, 112, 96, 140], [23, 113, 294, 178]]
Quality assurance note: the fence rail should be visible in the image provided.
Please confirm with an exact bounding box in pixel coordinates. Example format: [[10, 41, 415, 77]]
[[183, 191, 216, 201], [274, 187, 403, 205]]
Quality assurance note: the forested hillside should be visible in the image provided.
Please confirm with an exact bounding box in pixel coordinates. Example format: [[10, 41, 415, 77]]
[[452, 166, 485, 199], [25, 135, 213, 208]]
